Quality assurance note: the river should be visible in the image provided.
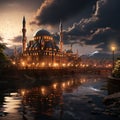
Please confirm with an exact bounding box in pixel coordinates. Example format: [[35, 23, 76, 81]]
[[0, 74, 119, 120]]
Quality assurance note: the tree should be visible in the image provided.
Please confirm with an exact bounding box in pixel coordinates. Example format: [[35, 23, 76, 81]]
[[0, 43, 9, 68], [112, 57, 120, 78]]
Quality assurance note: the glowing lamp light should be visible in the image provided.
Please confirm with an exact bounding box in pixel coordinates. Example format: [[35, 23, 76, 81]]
[[86, 64, 89, 67], [108, 64, 112, 67], [82, 64, 85, 67], [41, 62, 45, 67], [53, 83, 57, 89], [53, 63, 59, 67], [83, 79, 86, 82], [49, 63, 52, 67], [62, 82, 66, 88], [21, 61, 25, 66], [12, 61, 16, 65], [21, 90, 26, 96], [32, 62, 35, 65], [67, 81, 70, 86], [62, 63, 66, 67], [41, 87, 46, 95], [111, 46, 116, 51], [75, 64, 79, 67], [67, 63, 70, 67]]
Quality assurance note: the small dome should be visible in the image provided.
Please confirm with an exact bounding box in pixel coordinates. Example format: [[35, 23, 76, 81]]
[[34, 29, 51, 37], [66, 49, 73, 53]]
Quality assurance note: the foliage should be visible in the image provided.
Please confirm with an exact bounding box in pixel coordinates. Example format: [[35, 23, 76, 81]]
[[112, 57, 120, 78], [0, 43, 10, 68], [0, 43, 6, 51]]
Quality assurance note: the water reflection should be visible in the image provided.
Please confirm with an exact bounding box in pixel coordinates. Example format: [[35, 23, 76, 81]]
[[0, 92, 22, 119], [18, 77, 82, 119], [1, 75, 119, 120]]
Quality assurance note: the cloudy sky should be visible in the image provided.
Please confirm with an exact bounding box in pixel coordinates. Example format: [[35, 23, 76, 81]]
[[0, 0, 120, 55]]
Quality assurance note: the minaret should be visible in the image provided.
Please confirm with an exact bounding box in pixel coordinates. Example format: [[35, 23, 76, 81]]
[[14, 46, 17, 57], [70, 44, 72, 51], [76, 49, 79, 58], [59, 21, 63, 52], [22, 16, 27, 53]]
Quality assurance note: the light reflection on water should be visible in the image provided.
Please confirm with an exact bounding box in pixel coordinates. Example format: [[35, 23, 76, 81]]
[[0, 75, 119, 120]]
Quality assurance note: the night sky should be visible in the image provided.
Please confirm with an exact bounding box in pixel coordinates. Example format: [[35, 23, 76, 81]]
[[0, 0, 120, 55]]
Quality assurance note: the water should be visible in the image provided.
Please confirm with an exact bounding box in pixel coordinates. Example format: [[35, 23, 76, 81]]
[[0, 74, 119, 120]]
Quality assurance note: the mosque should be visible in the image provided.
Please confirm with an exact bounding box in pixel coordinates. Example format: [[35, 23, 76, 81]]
[[17, 17, 78, 68]]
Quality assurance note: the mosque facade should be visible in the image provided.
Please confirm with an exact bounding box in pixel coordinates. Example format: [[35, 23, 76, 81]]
[[18, 17, 78, 68]]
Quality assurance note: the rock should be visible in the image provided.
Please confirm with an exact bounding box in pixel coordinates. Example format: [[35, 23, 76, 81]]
[[91, 104, 96, 107], [93, 107, 103, 112], [91, 107, 103, 115], [106, 93, 120, 101], [103, 92, 120, 118], [102, 111, 110, 115], [103, 92, 120, 105]]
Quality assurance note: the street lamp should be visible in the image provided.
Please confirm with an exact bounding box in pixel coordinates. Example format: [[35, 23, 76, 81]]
[[111, 46, 116, 69]]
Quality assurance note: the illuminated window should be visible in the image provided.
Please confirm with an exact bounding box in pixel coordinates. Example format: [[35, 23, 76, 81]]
[[44, 36, 46, 39]]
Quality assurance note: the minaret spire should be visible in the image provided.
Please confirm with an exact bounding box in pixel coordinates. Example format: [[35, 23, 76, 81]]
[[14, 46, 17, 57], [22, 16, 27, 53], [59, 20, 63, 52]]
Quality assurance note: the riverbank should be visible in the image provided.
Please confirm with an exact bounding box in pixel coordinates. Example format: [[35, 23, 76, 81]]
[[0, 67, 111, 90], [103, 92, 120, 117], [108, 76, 120, 81], [0, 74, 119, 120]]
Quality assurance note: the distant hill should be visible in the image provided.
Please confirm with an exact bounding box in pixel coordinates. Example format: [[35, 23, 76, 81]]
[[81, 52, 119, 61], [4, 47, 22, 56]]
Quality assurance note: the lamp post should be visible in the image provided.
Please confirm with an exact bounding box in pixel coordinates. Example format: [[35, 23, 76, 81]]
[[111, 46, 116, 69]]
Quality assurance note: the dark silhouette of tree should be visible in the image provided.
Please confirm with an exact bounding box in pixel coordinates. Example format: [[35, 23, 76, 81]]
[[0, 43, 9, 68]]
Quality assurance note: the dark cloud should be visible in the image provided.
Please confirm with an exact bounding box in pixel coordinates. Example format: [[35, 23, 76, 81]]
[[61, 0, 120, 52], [11, 36, 22, 43], [0, 0, 44, 11], [85, 29, 120, 51], [30, 0, 97, 25], [0, 36, 3, 41], [97, 0, 120, 30]]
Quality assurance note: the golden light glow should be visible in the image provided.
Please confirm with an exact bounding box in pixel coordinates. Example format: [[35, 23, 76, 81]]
[[53, 62, 59, 67], [111, 46, 116, 51], [48, 63, 52, 67], [21, 61, 25, 66], [53, 83, 57, 89], [62, 82, 66, 88], [41, 62, 45, 67], [3, 96, 21, 113], [21, 89, 26, 96], [67, 81, 70, 86], [12, 61, 16, 65], [41, 87, 46, 95], [62, 63, 66, 67], [86, 64, 89, 67], [67, 63, 71, 67]]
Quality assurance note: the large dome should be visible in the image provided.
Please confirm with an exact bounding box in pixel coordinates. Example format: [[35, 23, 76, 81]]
[[34, 29, 51, 37]]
